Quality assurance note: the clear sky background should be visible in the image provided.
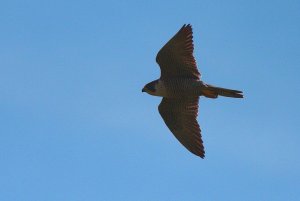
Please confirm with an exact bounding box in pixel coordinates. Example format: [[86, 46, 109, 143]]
[[1, 0, 300, 200]]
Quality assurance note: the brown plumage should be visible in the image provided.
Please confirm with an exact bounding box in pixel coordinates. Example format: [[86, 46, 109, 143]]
[[158, 97, 204, 157], [156, 24, 200, 80], [142, 24, 243, 158]]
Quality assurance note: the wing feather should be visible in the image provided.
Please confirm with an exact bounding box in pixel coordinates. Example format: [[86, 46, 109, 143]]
[[158, 97, 205, 158], [156, 24, 200, 80]]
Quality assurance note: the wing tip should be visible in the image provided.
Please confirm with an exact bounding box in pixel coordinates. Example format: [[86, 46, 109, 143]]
[[191, 148, 205, 159], [183, 23, 192, 27], [195, 151, 205, 159], [180, 24, 192, 32]]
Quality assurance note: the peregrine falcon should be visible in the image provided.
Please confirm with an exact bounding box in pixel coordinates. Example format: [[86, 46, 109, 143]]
[[142, 24, 243, 158]]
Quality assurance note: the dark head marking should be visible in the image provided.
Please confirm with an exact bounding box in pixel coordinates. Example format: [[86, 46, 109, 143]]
[[145, 80, 158, 92]]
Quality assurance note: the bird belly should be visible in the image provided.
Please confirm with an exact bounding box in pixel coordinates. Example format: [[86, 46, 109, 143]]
[[157, 79, 203, 98]]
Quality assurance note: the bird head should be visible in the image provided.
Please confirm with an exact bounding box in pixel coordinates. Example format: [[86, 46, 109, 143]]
[[142, 80, 158, 95]]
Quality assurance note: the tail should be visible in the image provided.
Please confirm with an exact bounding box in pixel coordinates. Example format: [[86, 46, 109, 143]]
[[202, 84, 243, 99]]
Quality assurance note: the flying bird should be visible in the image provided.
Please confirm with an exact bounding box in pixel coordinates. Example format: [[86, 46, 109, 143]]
[[142, 24, 243, 158]]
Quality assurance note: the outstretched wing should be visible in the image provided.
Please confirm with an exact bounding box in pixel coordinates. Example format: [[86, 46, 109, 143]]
[[158, 97, 205, 158], [156, 24, 200, 80]]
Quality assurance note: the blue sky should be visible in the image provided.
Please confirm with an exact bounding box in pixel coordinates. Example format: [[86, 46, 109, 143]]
[[1, 0, 300, 200]]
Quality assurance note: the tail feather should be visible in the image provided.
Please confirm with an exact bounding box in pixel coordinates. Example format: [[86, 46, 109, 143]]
[[203, 85, 243, 98]]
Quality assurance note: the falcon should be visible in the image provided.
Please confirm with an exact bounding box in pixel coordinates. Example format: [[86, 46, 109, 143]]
[[142, 24, 243, 158]]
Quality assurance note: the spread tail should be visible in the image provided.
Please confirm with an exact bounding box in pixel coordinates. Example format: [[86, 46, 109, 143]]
[[202, 84, 243, 99]]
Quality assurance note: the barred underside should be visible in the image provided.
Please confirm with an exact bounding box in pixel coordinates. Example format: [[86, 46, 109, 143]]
[[160, 78, 203, 98]]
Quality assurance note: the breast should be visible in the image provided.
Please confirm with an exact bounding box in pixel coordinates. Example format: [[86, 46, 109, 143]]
[[159, 79, 201, 98], [152, 80, 168, 97]]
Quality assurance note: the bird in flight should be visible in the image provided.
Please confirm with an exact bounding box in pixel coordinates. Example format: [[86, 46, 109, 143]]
[[142, 24, 243, 158]]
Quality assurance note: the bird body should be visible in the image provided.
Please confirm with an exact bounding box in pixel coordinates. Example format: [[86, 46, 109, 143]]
[[142, 24, 243, 158], [143, 78, 204, 98]]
